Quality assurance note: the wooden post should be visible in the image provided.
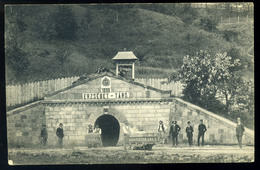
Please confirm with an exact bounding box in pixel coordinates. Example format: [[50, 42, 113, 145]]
[[132, 62, 135, 79], [247, 14, 248, 22], [116, 62, 119, 76], [238, 16, 239, 23], [116, 11, 119, 22]]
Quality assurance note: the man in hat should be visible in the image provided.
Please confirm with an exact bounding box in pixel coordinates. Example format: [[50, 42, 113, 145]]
[[198, 119, 207, 146], [169, 121, 181, 147], [158, 120, 167, 144], [56, 123, 64, 148], [236, 117, 245, 148], [40, 124, 48, 146], [185, 121, 194, 146]]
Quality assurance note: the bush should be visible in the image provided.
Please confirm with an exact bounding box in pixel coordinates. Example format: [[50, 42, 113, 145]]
[[199, 15, 220, 31]]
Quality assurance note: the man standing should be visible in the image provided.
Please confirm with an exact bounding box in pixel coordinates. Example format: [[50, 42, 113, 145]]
[[56, 123, 64, 148], [158, 120, 167, 144], [169, 121, 181, 147], [94, 125, 102, 147], [236, 117, 245, 148], [40, 124, 48, 146], [198, 119, 207, 146], [186, 121, 193, 146], [123, 122, 132, 150]]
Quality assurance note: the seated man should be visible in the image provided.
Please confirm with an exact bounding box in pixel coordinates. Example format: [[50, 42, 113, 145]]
[[94, 125, 102, 134], [87, 125, 93, 133]]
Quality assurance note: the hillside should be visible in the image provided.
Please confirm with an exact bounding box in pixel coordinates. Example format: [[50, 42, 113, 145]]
[[5, 4, 253, 84]]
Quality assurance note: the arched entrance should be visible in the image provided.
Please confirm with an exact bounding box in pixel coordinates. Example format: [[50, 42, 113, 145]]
[[94, 115, 120, 147]]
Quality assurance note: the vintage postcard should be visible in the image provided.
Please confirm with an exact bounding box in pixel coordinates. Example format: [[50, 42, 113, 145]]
[[5, 3, 254, 164]]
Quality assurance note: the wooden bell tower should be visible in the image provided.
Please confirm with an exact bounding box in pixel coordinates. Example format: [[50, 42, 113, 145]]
[[112, 51, 138, 79]]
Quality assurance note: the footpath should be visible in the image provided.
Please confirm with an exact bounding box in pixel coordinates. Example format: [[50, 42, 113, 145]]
[[8, 145, 254, 164]]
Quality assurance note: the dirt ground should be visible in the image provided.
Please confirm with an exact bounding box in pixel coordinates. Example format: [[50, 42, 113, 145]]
[[8, 144, 254, 165]]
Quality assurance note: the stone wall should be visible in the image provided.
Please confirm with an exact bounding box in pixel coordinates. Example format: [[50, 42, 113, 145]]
[[7, 101, 45, 147], [170, 98, 254, 145], [6, 98, 254, 147], [44, 101, 171, 146]]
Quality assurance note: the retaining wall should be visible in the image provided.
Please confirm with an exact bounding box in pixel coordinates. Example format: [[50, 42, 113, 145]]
[[6, 98, 254, 147]]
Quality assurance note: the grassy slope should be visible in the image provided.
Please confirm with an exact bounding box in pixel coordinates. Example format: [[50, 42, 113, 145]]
[[5, 5, 253, 83], [217, 22, 254, 81]]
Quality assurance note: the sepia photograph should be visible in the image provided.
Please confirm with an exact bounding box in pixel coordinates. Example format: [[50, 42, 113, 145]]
[[5, 3, 254, 165]]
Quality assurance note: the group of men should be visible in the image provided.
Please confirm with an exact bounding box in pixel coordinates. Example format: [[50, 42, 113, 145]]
[[158, 118, 245, 148], [40, 123, 102, 148], [158, 119, 207, 147], [87, 125, 102, 134], [40, 123, 64, 147], [40, 117, 245, 148]]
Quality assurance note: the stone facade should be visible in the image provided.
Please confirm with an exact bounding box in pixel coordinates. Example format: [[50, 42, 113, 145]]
[[7, 101, 45, 147], [170, 98, 254, 145], [44, 75, 171, 100], [6, 72, 254, 147], [43, 101, 171, 146]]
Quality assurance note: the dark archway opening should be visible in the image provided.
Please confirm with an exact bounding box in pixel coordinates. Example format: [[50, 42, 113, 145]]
[[94, 114, 120, 147]]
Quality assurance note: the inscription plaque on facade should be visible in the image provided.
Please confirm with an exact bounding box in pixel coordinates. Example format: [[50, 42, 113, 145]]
[[82, 92, 129, 99]]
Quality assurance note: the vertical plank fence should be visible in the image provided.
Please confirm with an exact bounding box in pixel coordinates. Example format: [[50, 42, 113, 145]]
[[6, 76, 80, 108], [135, 78, 184, 97]]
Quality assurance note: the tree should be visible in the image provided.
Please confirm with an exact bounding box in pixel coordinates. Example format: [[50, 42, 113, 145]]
[[199, 15, 219, 31], [179, 50, 241, 112]]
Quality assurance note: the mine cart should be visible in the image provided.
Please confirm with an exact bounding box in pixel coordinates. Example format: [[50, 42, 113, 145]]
[[85, 133, 102, 148], [126, 132, 158, 150]]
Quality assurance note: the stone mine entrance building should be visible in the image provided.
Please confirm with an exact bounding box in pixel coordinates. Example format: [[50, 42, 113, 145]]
[[7, 52, 254, 147]]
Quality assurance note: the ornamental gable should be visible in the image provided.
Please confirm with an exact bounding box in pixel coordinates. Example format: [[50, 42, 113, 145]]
[[44, 75, 171, 101]]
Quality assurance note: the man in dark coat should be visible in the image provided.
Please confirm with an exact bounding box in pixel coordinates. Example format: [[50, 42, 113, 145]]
[[236, 117, 245, 148], [186, 121, 194, 146], [198, 119, 207, 146], [88, 125, 93, 133], [169, 121, 181, 147], [40, 124, 48, 146], [56, 123, 64, 148]]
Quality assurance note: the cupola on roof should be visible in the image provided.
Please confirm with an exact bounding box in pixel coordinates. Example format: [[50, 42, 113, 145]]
[[112, 51, 138, 60]]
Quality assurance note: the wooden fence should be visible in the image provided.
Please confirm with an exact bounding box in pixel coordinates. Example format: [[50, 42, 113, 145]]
[[6, 76, 80, 108], [134, 78, 184, 97], [6, 77, 184, 108], [220, 15, 253, 24]]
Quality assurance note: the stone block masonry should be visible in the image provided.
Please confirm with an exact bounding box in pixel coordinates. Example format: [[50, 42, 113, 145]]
[[43, 101, 171, 146], [6, 72, 254, 148], [7, 101, 45, 147], [171, 98, 254, 145], [45, 76, 170, 101], [7, 97, 254, 147]]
